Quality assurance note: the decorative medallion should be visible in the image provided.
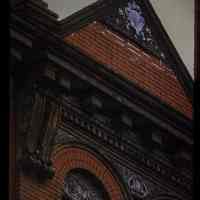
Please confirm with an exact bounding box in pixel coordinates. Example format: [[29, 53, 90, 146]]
[[115, 164, 151, 199], [103, 0, 166, 61], [128, 174, 149, 198]]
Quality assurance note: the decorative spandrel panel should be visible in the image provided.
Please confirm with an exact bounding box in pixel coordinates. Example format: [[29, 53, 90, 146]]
[[103, 0, 166, 62], [114, 163, 157, 199]]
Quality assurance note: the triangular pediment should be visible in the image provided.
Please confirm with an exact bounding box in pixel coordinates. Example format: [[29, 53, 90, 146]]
[[47, 0, 192, 100], [65, 21, 193, 119], [12, 0, 192, 118], [61, 0, 193, 119]]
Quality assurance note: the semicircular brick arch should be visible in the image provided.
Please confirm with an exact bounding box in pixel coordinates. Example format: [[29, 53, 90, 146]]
[[51, 145, 125, 200]]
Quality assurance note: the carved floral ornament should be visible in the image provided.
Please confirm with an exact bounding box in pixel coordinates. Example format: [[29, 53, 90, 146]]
[[103, 0, 166, 61], [128, 174, 149, 198], [116, 164, 150, 199]]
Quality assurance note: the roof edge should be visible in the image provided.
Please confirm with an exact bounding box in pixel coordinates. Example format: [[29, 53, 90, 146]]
[[143, 0, 193, 100]]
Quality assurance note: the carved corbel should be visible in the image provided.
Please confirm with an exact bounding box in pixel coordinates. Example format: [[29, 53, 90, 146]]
[[18, 91, 60, 181], [26, 92, 47, 154]]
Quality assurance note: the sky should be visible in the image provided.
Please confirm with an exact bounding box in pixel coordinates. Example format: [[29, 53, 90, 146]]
[[44, 0, 194, 79], [150, 0, 194, 79]]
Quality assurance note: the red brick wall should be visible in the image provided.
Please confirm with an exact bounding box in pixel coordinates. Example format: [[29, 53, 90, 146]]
[[64, 22, 192, 119], [18, 145, 124, 200]]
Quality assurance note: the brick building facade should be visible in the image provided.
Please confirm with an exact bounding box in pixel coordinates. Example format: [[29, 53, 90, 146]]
[[10, 1, 193, 200]]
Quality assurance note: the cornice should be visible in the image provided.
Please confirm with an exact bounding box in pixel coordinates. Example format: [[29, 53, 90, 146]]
[[47, 97, 192, 197], [46, 45, 193, 142], [30, 74, 192, 193]]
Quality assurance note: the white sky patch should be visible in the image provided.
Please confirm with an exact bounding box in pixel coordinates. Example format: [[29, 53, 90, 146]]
[[150, 0, 194, 79]]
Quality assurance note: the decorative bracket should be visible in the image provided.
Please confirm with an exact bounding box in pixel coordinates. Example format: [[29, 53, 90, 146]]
[[17, 87, 62, 181]]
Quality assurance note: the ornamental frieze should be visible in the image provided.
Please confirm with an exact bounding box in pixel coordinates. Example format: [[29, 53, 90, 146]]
[[17, 83, 192, 191], [57, 103, 191, 193]]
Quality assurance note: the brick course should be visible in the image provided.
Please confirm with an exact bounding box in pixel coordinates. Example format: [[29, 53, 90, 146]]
[[64, 22, 192, 119]]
